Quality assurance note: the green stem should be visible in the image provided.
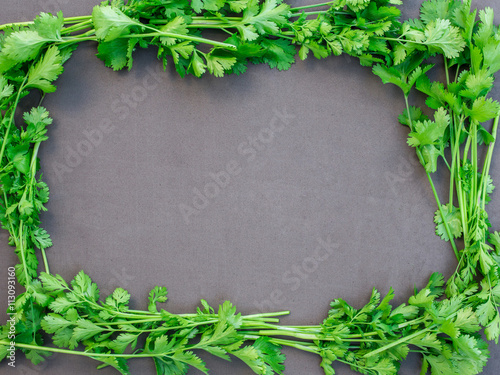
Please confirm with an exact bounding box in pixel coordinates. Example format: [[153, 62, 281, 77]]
[[0, 340, 164, 359], [0, 21, 33, 30], [0, 16, 91, 31], [478, 116, 499, 210], [291, 2, 333, 11], [99, 319, 220, 333], [58, 36, 97, 44], [151, 17, 242, 26], [291, 11, 329, 17], [187, 24, 235, 30], [0, 78, 28, 164], [454, 129, 469, 241], [41, 250, 50, 275], [251, 329, 385, 343], [61, 20, 93, 35], [193, 16, 243, 21], [62, 16, 92, 24], [418, 149, 459, 259], [93, 318, 160, 326], [18, 221, 31, 287], [470, 121, 478, 218], [448, 114, 461, 213], [29, 143, 41, 197], [3, 192, 19, 249], [118, 32, 236, 49], [405, 98, 458, 257], [244, 335, 320, 354], [396, 316, 428, 329], [364, 327, 432, 358], [242, 311, 290, 319], [444, 57, 450, 86], [404, 95, 414, 131]]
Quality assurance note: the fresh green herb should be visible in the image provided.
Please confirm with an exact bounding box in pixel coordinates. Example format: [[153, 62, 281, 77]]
[[0, 0, 500, 374], [372, 0, 500, 344]]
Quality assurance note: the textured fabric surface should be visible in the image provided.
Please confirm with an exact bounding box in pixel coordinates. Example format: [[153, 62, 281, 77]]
[[0, 1, 499, 374]]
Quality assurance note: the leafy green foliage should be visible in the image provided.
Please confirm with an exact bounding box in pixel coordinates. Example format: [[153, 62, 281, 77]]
[[23, 270, 288, 374], [373, 0, 500, 347], [434, 204, 462, 241], [1, 1, 500, 375], [93, 5, 141, 41], [288, 273, 489, 375]]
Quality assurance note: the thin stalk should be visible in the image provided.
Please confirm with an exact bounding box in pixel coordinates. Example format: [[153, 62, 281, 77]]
[[470, 122, 478, 217], [0, 21, 33, 30], [271, 325, 321, 330], [364, 327, 433, 358], [140, 22, 237, 49], [396, 316, 428, 329], [404, 99, 458, 257], [164, 20, 233, 27], [244, 335, 320, 354], [478, 116, 499, 210], [291, 11, 329, 17], [61, 20, 93, 35], [151, 17, 242, 25], [455, 64, 462, 82], [28, 143, 41, 198], [97, 319, 220, 333], [40, 250, 50, 275], [419, 149, 459, 259], [291, 2, 333, 11], [0, 77, 28, 164], [62, 16, 93, 24], [118, 32, 236, 49], [79, 298, 287, 325], [28, 136, 50, 273], [3, 192, 19, 249], [79, 299, 163, 320], [120, 310, 288, 321], [187, 25, 236, 36], [58, 36, 97, 44], [93, 318, 161, 326], [444, 57, 450, 86], [251, 329, 385, 343], [186, 24, 235, 30], [404, 95, 414, 131], [455, 135, 469, 241], [193, 16, 243, 21], [0, 340, 167, 359], [448, 114, 462, 212], [56, 31, 96, 47], [0, 16, 91, 31], [441, 152, 452, 172], [18, 221, 31, 287], [120, 309, 162, 316], [239, 322, 280, 330]]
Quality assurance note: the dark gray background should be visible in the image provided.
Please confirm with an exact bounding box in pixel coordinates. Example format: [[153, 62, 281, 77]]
[[1, 0, 499, 374]]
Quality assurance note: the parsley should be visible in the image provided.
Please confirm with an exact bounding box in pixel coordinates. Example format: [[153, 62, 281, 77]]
[[0, 0, 500, 374], [372, 0, 500, 350]]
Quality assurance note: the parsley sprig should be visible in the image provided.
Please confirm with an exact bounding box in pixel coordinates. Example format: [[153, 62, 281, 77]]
[[1, 0, 500, 374], [372, 0, 500, 344]]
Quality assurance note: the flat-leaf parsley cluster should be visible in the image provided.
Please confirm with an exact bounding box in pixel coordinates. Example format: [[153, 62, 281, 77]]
[[1, 0, 500, 374]]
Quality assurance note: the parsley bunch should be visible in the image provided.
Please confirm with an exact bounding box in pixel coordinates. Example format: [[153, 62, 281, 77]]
[[1, 271, 288, 374], [0, 0, 500, 374], [248, 273, 489, 375], [372, 0, 500, 344]]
